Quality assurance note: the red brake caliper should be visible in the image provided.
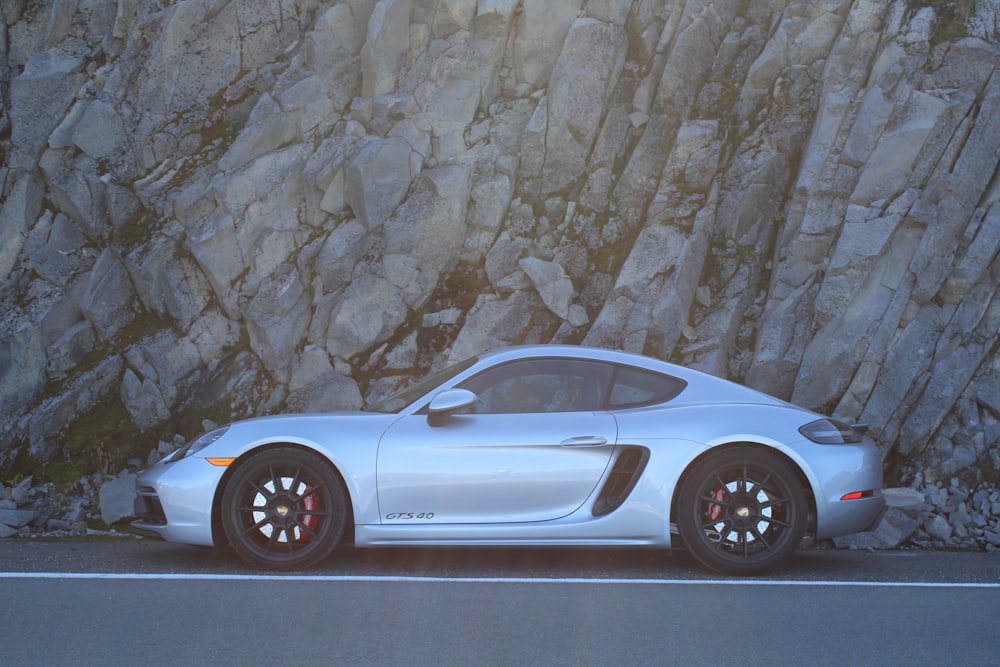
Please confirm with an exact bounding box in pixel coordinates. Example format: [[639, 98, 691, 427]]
[[301, 484, 318, 542], [707, 486, 725, 522]]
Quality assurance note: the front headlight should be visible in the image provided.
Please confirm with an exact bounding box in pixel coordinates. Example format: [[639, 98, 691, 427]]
[[799, 419, 864, 444], [166, 426, 230, 462]]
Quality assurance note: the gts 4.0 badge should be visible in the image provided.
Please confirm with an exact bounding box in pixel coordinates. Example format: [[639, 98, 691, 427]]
[[385, 512, 435, 520]]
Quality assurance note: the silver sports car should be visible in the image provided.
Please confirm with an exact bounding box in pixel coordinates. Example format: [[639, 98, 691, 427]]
[[132, 345, 885, 575]]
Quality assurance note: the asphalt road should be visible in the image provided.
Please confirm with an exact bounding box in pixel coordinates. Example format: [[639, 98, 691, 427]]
[[2, 538, 998, 666]]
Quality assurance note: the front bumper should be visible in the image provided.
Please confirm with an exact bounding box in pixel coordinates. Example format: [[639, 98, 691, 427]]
[[131, 490, 167, 539], [130, 455, 227, 547]]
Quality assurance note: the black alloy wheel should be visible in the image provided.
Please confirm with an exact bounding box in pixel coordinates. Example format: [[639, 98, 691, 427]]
[[677, 446, 807, 576], [221, 447, 347, 570]]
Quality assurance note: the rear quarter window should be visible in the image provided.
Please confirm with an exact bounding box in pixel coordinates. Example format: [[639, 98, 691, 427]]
[[608, 366, 686, 408]]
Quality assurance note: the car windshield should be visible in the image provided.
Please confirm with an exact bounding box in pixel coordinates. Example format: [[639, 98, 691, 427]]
[[368, 356, 479, 413]]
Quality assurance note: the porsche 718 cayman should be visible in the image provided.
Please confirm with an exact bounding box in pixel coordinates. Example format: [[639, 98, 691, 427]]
[[132, 345, 885, 575]]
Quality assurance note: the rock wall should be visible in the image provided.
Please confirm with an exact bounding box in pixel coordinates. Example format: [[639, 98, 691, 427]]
[[1, 0, 999, 500]]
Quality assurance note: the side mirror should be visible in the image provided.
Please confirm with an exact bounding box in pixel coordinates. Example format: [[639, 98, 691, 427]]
[[427, 388, 477, 426]]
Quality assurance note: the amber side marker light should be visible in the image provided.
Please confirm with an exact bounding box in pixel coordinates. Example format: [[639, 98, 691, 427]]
[[840, 490, 874, 501], [207, 458, 236, 467]]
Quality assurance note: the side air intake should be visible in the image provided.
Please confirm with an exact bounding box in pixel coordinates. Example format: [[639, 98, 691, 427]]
[[592, 446, 649, 517]]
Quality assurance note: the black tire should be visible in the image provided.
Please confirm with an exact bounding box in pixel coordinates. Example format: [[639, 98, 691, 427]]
[[677, 447, 807, 576], [221, 447, 347, 570]]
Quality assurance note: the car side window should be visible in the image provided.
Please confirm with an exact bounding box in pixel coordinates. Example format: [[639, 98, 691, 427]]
[[608, 366, 686, 408], [459, 359, 613, 414]]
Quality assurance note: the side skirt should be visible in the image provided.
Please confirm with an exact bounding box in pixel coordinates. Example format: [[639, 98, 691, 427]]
[[354, 514, 668, 548]]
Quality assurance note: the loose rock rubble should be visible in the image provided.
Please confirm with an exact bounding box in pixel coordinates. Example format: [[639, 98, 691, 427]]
[[1, 474, 107, 538], [0, 434, 187, 538], [832, 481, 1000, 552]]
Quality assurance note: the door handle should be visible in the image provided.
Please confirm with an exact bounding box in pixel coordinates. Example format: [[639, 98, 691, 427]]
[[560, 436, 609, 447]]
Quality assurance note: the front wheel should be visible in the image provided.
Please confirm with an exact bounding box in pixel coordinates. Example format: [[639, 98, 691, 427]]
[[677, 447, 807, 576], [221, 447, 347, 570]]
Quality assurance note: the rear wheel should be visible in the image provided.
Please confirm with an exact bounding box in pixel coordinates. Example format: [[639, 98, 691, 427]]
[[221, 447, 347, 570], [677, 447, 807, 575]]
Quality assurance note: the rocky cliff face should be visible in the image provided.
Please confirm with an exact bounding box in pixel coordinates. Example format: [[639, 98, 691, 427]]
[[1, 0, 999, 501]]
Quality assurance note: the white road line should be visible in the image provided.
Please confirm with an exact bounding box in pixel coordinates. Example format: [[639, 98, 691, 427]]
[[1, 572, 998, 587]]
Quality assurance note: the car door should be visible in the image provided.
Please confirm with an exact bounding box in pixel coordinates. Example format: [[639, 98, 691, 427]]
[[376, 358, 618, 525]]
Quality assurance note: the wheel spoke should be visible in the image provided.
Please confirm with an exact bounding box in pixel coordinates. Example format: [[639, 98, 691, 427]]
[[287, 467, 303, 497], [761, 515, 790, 529], [298, 508, 330, 517], [248, 480, 274, 500], [234, 505, 265, 513], [268, 466, 284, 493], [294, 480, 325, 503], [749, 524, 774, 551], [701, 499, 731, 520], [700, 515, 730, 530], [711, 473, 730, 494], [294, 518, 320, 541], [241, 516, 272, 537], [747, 471, 773, 497], [705, 520, 732, 549], [264, 526, 282, 554], [760, 494, 790, 510]]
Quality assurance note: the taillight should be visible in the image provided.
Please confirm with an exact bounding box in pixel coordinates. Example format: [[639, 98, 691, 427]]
[[800, 419, 864, 444]]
